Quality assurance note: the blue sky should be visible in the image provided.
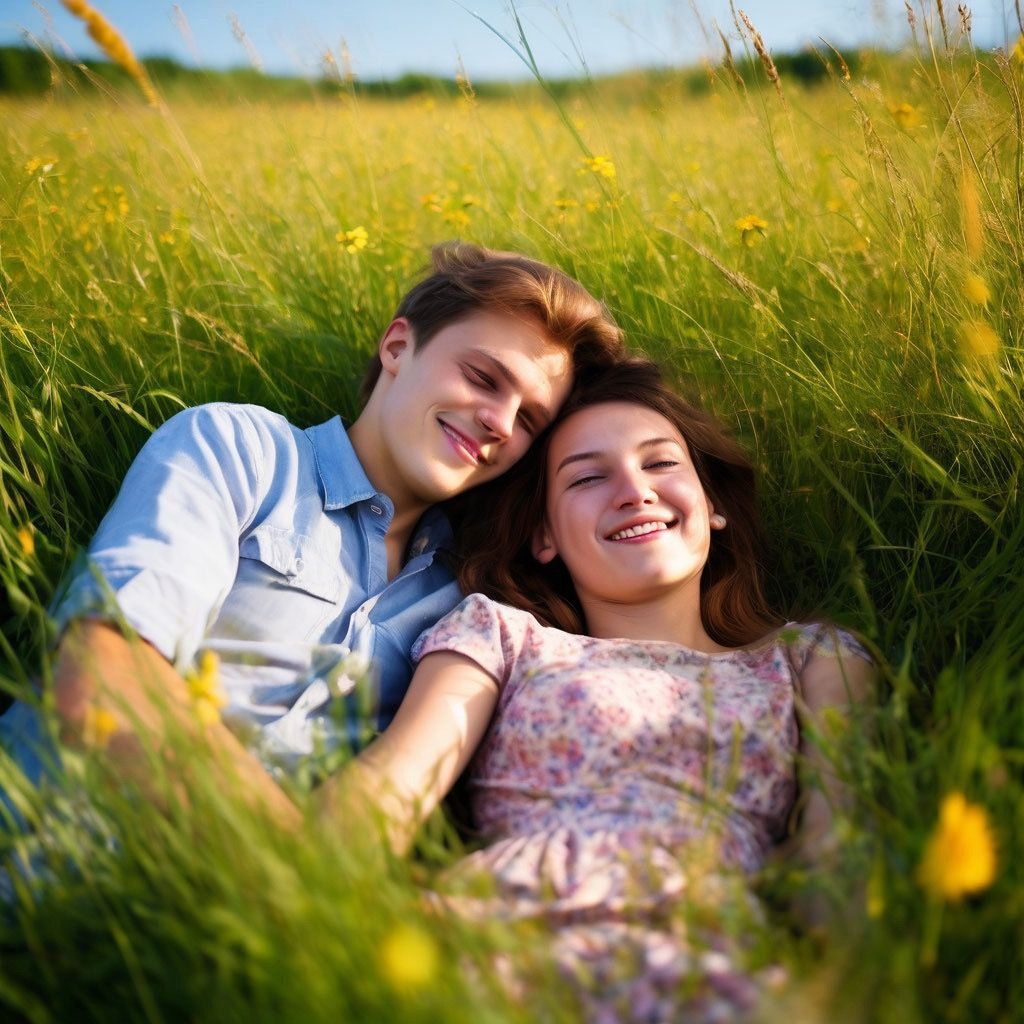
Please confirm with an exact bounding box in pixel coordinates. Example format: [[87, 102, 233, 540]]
[[2, 2, 1017, 81]]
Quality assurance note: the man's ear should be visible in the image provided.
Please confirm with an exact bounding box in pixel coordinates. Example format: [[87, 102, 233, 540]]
[[531, 521, 558, 564], [379, 317, 414, 378]]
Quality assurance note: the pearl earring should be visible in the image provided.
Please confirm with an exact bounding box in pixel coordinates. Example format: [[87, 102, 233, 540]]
[[709, 513, 727, 529]]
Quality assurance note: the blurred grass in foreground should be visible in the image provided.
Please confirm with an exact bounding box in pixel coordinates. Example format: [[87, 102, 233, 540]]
[[1, 8, 1023, 1022]]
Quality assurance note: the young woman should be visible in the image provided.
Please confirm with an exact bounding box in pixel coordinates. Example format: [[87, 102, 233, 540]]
[[320, 358, 874, 1022]]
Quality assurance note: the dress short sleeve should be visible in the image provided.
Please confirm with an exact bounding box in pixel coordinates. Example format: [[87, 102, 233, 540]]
[[786, 621, 874, 675], [411, 593, 527, 691]]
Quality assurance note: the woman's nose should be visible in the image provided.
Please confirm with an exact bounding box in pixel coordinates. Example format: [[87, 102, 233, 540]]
[[615, 469, 656, 507]]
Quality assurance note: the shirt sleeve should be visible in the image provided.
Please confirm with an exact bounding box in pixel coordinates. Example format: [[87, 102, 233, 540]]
[[787, 621, 874, 676], [410, 593, 522, 690], [50, 403, 270, 668]]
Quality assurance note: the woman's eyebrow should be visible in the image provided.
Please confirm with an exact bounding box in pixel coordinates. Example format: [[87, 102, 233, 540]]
[[555, 437, 682, 475]]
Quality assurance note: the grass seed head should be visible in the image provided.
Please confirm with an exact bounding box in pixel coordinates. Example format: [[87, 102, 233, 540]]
[[963, 272, 991, 306], [959, 170, 984, 259], [738, 10, 782, 96], [959, 319, 1000, 358], [60, 0, 159, 106]]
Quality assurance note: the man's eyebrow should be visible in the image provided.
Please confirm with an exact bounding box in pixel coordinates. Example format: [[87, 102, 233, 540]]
[[555, 437, 682, 475], [472, 349, 551, 423], [473, 350, 520, 389]]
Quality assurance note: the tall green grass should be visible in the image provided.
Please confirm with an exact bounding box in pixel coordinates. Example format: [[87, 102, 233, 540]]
[[0, 9, 1022, 1021]]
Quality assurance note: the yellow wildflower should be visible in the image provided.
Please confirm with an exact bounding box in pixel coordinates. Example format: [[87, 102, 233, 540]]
[[24, 156, 57, 176], [889, 102, 922, 131], [963, 272, 991, 306], [959, 319, 1001, 359], [17, 526, 35, 557], [60, 0, 159, 106], [443, 208, 470, 229], [186, 650, 226, 727], [82, 704, 118, 748], [336, 225, 368, 254], [917, 793, 996, 900], [158, 231, 176, 246], [380, 923, 438, 992], [1013, 35, 1024, 65], [580, 155, 616, 179], [735, 214, 768, 247], [554, 197, 579, 209]]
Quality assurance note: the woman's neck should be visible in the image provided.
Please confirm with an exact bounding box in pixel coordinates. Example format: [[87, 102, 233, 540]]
[[579, 580, 732, 653]]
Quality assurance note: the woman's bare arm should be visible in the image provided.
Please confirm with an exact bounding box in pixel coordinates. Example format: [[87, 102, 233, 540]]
[[792, 644, 875, 861], [316, 651, 499, 855]]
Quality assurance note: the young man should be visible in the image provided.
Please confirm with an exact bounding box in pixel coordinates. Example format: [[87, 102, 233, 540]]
[[0, 243, 623, 826]]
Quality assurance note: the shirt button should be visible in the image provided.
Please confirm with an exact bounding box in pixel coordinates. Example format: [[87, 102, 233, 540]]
[[370, 504, 383, 515]]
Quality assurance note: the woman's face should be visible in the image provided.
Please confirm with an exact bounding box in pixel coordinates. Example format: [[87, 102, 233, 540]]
[[533, 401, 717, 607]]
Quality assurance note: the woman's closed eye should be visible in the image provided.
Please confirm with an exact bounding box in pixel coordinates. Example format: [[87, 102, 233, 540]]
[[566, 473, 605, 489]]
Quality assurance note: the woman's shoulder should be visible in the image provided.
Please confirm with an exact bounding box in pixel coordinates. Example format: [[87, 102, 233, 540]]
[[779, 620, 874, 672], [449, 592, 572, 638]]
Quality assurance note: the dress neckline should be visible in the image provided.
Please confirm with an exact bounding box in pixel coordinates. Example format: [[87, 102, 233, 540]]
[[583, 622, 802, 660]]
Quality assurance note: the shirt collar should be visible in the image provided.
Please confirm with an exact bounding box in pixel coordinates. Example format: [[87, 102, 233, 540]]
[[306, 416, 377, 511], [306, 416, 456, 556]]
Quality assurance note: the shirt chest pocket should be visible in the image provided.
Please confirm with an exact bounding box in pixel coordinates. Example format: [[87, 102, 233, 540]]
[[214, 525, 343, 642]]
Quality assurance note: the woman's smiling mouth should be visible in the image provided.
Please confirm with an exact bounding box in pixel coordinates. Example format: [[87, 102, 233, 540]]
[[606, 518, 679, 542]]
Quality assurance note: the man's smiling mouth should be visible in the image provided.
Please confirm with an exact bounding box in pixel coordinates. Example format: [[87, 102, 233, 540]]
[[439, 420, 486, 465]]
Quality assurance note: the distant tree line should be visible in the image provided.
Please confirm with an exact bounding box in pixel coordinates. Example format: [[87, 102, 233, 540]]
[[0, 44, 865, 102]]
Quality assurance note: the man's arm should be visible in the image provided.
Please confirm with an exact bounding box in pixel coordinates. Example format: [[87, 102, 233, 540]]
[[316, 651, 499, 855], [55, 619, 300, 830]]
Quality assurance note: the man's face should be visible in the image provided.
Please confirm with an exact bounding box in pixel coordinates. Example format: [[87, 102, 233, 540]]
[[376, 311, 573, 506]]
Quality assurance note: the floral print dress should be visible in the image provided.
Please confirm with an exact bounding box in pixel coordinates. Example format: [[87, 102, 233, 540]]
[[412, 594, 872, 1023]]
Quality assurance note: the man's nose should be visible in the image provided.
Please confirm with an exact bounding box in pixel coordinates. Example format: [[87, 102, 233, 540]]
[[477, 399, 515, 441]]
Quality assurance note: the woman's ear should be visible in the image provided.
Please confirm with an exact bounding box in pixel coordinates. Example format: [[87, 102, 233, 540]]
[[379, 317, 413, 377], [531, 521, 558, 564], [707, 500, 727, 530]]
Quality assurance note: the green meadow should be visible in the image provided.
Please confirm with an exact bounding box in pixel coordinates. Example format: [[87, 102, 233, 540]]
[[0, 13, 1022, 1023]]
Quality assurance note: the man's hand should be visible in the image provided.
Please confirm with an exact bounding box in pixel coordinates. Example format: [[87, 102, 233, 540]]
[[54, 619, 301, 831]]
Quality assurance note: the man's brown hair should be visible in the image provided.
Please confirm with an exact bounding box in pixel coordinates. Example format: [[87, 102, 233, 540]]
[[359, 241, 624, 403]]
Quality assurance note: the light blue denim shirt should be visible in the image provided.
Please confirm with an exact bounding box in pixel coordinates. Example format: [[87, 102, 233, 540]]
[[2, 403, 462, 779]]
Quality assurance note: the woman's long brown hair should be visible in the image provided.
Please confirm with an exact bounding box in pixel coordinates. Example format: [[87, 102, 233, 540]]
[[451, 358, 783, 648]]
